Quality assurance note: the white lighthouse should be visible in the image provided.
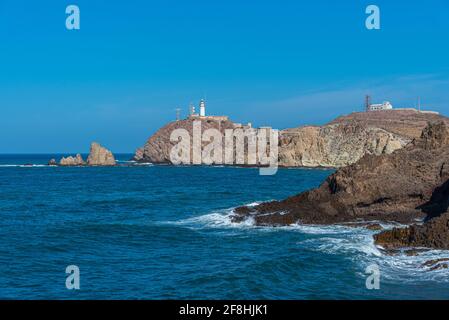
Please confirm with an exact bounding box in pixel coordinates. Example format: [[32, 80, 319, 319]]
[[199, 99, 206, 117]]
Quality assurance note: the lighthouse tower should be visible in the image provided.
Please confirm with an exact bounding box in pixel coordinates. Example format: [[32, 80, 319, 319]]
[[199, 99, 206, 117]]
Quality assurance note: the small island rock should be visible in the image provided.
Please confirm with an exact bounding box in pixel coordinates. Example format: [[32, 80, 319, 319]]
[[59, 154, 85, 166], [87, 142, 116, 166]]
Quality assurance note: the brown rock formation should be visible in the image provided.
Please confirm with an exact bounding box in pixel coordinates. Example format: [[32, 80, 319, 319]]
[[133, 118, 238, 164], [233, 122, 449, 232], [278, 122, 407, 167], [329, 109, 449, 139], [59, 154, 85, 166], [135, 110, 449, 168], [87, 142, 116, 166], [374, 211, 449, 250]]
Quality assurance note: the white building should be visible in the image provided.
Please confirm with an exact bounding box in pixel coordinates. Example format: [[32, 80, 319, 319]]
[[199, 99, 206, 117], [368, 101, 393, 111], [188, 99, 229, 121]]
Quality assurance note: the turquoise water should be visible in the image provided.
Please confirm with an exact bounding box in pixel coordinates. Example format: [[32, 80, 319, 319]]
[[0, 154, 448, 299]]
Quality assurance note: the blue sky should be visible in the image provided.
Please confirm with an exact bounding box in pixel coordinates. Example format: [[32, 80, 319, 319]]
[[0, 0, 448, 153]]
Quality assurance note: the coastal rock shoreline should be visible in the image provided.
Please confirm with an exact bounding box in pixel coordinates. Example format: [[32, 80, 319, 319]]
[[134, 110, 449, 168], [232, 121, 449, 250]]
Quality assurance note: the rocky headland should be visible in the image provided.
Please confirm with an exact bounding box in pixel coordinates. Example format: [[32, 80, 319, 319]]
[[233, 121, 449, 250], [50, 142, 116, 167], [134, 118, 237, 164], [279, 110, 449, 167], [134, 109, 449, 168]]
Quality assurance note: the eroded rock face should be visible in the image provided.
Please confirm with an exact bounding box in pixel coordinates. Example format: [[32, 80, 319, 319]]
[[87, 142, 116, 166], [278, 123, 407, 167], [233, 122, 449, 231], [59, 154, 85, 166], [133, 118, 238, 163]]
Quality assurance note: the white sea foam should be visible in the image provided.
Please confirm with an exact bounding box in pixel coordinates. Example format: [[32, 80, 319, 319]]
[[0, 164, 48, 168], [134, 162, 154, 166], [169, 202, 262, 229], [179, 211, 256, 229], [299, 227, 449, 283], [172, 204, 449, 283]]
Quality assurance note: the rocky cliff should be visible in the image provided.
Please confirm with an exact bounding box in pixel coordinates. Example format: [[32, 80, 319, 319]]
[[329, 109, 447, 138], [278, 123, 407, 167], [233, 121, 449, 250], [134, 118, 237, 163], [134, 110, 449, 168]]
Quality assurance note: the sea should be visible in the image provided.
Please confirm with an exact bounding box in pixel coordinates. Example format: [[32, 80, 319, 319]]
[[0, 154, 448, 299]]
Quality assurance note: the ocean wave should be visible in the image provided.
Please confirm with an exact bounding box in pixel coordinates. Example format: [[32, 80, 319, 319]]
[[170, 204, 449, 283], [133, 162, 154, 166], [0, 164, 48, 168], [300, 230, 449, 283], [167, 202, 262, 229]]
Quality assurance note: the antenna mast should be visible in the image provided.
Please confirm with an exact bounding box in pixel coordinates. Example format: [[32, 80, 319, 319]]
[[365, 95, 371, 112]]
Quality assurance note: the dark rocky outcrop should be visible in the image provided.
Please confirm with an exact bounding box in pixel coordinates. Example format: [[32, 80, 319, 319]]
[[421, 258, 449, 271], [233, 122, 449, 250], [374, 211, 449, 250], [233, 121, 449, 249]]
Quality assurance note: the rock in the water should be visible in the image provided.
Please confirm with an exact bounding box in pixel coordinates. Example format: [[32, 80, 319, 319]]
[[133, 118, 237, 164], [404, 249, 429, 256], [48, 159, 57, 166], [429, 264, 448, 271], [374, 211, 449, 250], [59, 154, 85, 166], [421, 258, 449, 267], [233, 122, 449, 235], [366, 224, 383, 231], [87, 142, 116, 166], [420, 258, 449, 271]]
